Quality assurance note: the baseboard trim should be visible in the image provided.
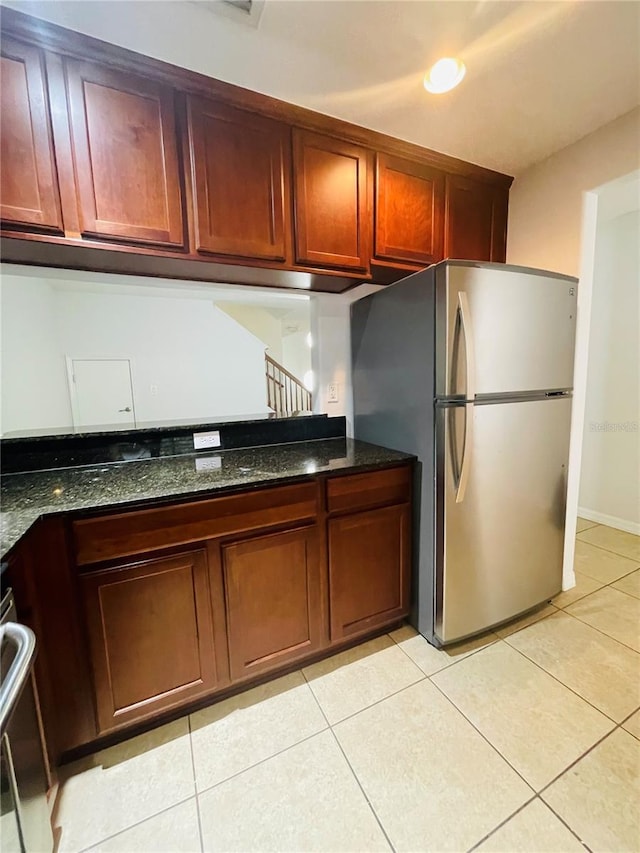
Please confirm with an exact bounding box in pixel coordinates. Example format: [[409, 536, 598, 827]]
[[578, 507, 640, 536]]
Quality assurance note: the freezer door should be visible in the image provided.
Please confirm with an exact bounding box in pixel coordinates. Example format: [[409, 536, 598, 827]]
[[435, 396, 571, 644], [436, 263, 577, 399]]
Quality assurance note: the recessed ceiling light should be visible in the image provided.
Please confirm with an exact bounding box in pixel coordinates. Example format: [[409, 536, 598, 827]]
[[424, 58, 466, 94]]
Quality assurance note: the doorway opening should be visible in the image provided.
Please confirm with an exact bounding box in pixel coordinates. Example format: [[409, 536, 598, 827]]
[[564, 170, 640, 585]]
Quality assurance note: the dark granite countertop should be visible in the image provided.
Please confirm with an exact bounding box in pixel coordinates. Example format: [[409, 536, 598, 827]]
[[0, 438, 413, 558]]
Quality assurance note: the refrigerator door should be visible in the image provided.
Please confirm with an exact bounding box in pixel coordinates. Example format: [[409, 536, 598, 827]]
[[435, 262, 577, 400], [435, 396, 571, 644]]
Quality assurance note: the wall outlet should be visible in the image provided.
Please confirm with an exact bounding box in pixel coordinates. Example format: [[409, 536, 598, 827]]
[[327, 382, 339, 403], [193, 430, 221, 450], [195, 455, 222, 472]]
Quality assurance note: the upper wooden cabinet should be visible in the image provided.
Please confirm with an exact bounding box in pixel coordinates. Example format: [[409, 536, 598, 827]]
[[0, 8, 513, 290], [375, 153, 444, 266], [0, 37, 62, 231], [64, 59, 185, 247], [187, 98, 290, 261], [292, 129, 370, 271], [444, 175, 508, 263]]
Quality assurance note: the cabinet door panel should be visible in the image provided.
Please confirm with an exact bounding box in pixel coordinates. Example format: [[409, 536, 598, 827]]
[[81, 551, 219, 733], [65, 59, 184, 247], [293, 129, 369, 271], [444, 175, 508, 263], [375, 154, 444, 265], [223, 527, 322, 680], [188, 97, 289, 260], [0, 37, 62, 230], [329, 503, 410, 641]]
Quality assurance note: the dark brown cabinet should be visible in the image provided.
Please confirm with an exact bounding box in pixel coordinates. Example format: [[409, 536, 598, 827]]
[[293, 129, 370, 271], [187, 97, 290, 261], [375, 153, 444, 266], [444, 174, 508, 263], [80, 550, 221, 734], [4, 464, 413, 762], [64, 59, 184, 247], [220, 526, 323, 681], [327, 468, 411, 642], [0, 8, 512, 290], [328, 504, 410, 641], [0, 37, 62, 231]]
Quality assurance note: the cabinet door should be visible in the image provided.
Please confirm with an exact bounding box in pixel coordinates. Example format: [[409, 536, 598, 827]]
[[64, 59, 184, 247], [375, 153, 444, 265], [0, 38, 62, 231], [293, 129, 370, 271], [329, 503, 410, 641], [444, 175, 508, 262], [81, 550, 220, 734], [221, 526, 322, 680], [188, 97, 290, 261]]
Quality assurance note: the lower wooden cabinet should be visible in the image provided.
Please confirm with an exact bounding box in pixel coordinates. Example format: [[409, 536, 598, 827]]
[[80, 550, 222, 734], [219, 526, 323, 680], [8, 463, 413, 760], [328, 503, 410, 641]]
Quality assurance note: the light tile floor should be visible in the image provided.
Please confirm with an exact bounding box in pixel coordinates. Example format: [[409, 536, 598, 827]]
[[56, 522, 640, 852]]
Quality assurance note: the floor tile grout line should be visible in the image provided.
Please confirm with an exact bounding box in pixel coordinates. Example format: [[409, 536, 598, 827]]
[[575, 565, 639, 590], [193, 721, 330, 799], [429, 670, 616, 853], [575, 535, 640, 564], [540, 796, 595, 852], [308, 669, 428, 728], [531, 593, 640, 656], [388, 626, 504, 678], [326, 726, 397, 853], [465, 794, 538, 852], [560, 602, 640, 655], [502, 628, 637, 725], [187, 714, 206, 853], [426, 675, 538, 796], [77, 794, 197, 853], [300, 668, 398, 853], [576, 521, 599, 533], [537, 713, 633, 800], [619, 704, 640, 727]]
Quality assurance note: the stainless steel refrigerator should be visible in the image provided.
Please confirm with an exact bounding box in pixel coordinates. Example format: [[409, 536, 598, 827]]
[[351, 260, 577, 646]]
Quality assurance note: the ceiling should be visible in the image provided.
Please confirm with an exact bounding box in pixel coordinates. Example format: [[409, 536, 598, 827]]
[[5, 0, 640, 175]]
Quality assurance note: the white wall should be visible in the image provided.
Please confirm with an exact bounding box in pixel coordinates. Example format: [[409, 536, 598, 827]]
[[0, 269, 269, 433], [217, 304, 282, 363], [310, 285, 383, 434], [507, 108, 640, 276], [54, 291, 268, 425], [281, 329, 311, 387], [578, 210, 640, 531], [0, 276, 72, 431]]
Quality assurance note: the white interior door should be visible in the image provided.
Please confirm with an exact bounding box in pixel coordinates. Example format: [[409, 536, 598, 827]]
[[67, 359, 136, 429]]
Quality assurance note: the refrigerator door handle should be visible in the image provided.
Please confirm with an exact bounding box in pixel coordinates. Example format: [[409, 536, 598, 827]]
[[456, 402, 473, 503], [457, 291, 476, 402]]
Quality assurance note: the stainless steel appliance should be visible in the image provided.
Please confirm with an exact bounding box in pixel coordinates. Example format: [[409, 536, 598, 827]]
[[1, 588, 54, 852], [351, 260, 577, 645]]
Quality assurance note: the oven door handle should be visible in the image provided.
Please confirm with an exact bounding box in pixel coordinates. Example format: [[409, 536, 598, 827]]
[[0, 622, 36, 736]]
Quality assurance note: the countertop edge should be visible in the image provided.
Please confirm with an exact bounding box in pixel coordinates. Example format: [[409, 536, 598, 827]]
[[1, 441, 415, 561]]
